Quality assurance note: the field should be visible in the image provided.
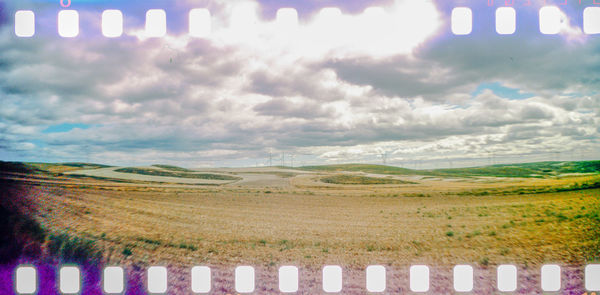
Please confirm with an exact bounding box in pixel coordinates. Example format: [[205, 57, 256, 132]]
[[320, 174, 416, 185], [113, 167, 241, 181], [1, 161, 599, 294]]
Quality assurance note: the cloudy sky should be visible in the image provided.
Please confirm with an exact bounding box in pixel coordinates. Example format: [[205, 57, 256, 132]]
[[0, 0, 599, 168]]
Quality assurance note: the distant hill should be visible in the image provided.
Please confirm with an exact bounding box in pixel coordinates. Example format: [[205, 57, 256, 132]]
[[114, 167, 241, 181], [434, 161, 600, 178], [300, 164, 419, 175], [2, 160, 599, 179], [60, 162, 113, 169], [0, 161, 111, 174], [0, 161, 40, 174], [300, 161, 600, 178], [151, 164, 194, 172]]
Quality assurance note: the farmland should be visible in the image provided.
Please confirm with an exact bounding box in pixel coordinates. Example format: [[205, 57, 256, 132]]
[[1, 161, 599, 294]]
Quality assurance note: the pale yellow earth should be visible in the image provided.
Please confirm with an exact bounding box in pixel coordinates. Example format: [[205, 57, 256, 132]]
[[4, 166, 599, 294]]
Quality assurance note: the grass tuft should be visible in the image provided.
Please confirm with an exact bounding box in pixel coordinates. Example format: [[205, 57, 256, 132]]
[[479, 257, 489, 266], [121, 246, 133, 257], [47, 233, 103, 264]]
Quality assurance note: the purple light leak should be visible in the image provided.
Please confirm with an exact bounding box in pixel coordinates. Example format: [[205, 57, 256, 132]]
[[0, 262, 147, 295]]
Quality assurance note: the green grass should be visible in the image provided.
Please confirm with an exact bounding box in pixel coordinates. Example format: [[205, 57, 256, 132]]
[[122, 246, 133, 257], [67, 173, 139, 183], [241, 171, 298, 178], [61, 162, 112, 169], [115, 167, 241, 181], [178, 243, 198, 251], [404, 193, 431, 198], [301, 164, 419, 175], [152, 164, 194, 172], [137, 237, 198, 251], [137, 237, 161, 245], [456, 178, 600, 196], [434, 161, 600, 178], [320, 174, 416, 185], [301, 161, 600, 178], [479, 257, 490, 266], [47, 232, 103, 263], [279, 240, 294, 251]]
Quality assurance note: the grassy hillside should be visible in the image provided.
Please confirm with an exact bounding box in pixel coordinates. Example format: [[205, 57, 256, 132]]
[[115, 167, 241, 181], [60, 162, 112, 168], [435, 161, 600, 178], [3, 160, 599, 179], [0, 161, 111, 175], [301, 161, 600, 178], [0, 161, 41, 174], [321, 174, 416, 185], [300, 164, 419, 175], [152, 164, 194, 172]]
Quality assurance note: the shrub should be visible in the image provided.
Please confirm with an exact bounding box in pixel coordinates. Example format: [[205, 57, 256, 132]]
[[122, 246, 133, 257], [137, 237, 161, 245], [479, 257, 489, 266], [47, 233, 103, 264], [556, 213, 569, 222], [178, 243, 198, 251]]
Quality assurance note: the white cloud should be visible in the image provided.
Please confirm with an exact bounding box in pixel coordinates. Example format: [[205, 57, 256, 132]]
[[0, 0, 598, 167]]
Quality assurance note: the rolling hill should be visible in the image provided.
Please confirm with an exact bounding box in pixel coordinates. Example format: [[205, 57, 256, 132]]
[[301, 161, 600, 178]]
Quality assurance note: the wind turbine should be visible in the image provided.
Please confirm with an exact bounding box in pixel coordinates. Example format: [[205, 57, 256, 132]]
[[381, 151, 388, 165], [269, 149, 273, 167]]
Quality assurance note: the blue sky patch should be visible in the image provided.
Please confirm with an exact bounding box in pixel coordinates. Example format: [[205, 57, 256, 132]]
[[29, 139, 47, 147], [43, 123, 92, 134], [472, 82, 534, 100]]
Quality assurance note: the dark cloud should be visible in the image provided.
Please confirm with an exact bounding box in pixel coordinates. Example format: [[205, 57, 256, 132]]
[[323, 56, 466, 100], [252, 97, 335, 118]]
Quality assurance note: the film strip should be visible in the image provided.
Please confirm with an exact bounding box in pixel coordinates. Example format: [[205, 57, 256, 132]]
[[3, 1, 600, 294], [12, 264, 600, 293], [11, 6, 600, 38]]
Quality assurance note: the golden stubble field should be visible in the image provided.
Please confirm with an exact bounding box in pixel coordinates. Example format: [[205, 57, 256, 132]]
[[7, 166, 600, 294]]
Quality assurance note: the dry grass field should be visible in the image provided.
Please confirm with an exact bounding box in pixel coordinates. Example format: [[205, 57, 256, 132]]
[[2, 161, 599, 294]]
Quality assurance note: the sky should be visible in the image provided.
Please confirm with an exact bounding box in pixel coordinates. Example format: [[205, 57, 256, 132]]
[[0, 0, 599, 168]]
